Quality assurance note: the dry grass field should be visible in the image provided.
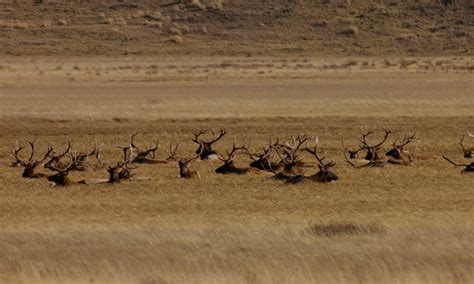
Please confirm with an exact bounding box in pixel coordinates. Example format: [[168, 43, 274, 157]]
[[0, 56, 473, 283]]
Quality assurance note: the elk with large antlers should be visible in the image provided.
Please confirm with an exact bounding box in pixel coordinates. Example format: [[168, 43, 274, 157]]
[[127, 132, 164, 164], [385, 133, 418, 165], [215, 140, 255, 174], [283, 138, 338, 184], [12, 141, 53, 178], [342, 129, 392, 168], [192, 128, 227, 160], [268, 134, 308, 180]]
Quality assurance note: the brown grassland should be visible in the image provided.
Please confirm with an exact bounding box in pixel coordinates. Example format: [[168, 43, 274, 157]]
[[0, 56, 473, 283], [0, 0, 473, 282]]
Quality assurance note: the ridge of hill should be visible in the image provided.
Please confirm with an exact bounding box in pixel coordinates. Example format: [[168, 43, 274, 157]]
[[0, 0, 472, 56]]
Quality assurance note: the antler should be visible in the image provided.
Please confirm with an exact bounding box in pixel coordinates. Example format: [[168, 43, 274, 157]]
[[130, 131, 139, 151], [442, 154, 470, 167], [219, 139, 247, 162], [192, 129, 209, 144], [208, 128, 227, 144], [460, 135, 473, 158], [393, 133, 417, 149], [11, 141, 26, 166], [166, 143, 180, 161], [304, 137, 335, 168], [341, 137, 364, 158], [360, 129, 392, 149]]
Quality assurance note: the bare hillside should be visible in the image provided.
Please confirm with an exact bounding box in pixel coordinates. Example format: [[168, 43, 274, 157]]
[[0, 0, 472, 56]]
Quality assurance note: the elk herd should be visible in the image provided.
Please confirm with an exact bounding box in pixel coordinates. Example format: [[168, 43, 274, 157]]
[[8, 129, 474, 187]]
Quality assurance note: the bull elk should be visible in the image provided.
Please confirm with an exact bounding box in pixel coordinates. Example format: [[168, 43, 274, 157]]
[[127, 132, 162, 164], [268, 134, 308, 180], [215, 140, 253, 174], [385, 133, 418, 165], [47, 159, 82, 187], [11, 141, 53, 178], [192, 128, 227, 160], [342, 129, 392, 168]]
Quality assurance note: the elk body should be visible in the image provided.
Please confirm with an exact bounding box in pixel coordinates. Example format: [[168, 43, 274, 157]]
[[192, 128, 227, 160], [178, 155, 201, 179]]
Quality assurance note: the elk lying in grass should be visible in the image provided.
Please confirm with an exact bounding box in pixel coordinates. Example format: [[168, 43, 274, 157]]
[[268, 134, 308, 180], [342, 129, 392, 168], [192, 128, 227, 160], [215, 140, 254, 174], [128, 132, 162, 164], [385, 133, 418, 165], [246, 145, 283, 172], [11, 141, 53, 178], [178, 154, 201, 179]]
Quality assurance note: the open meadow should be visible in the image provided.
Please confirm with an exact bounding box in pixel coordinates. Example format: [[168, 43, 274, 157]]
[[0, 56, 473, 283]]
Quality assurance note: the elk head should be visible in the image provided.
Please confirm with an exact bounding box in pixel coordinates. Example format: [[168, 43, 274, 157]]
[[192, 128, 227, 160], [178, 154, 201, 179], [12, 141, 53, 178], [459, 135, 473, 159], [107, 145, 135, 183], [359, 129, 392, 161], [442, 154, 474, 173], [246, 146, 274, 171], [274, 134, 308, 174], [341, 138, 365, 160], [215, 140, 249, 174], [385, 133, 417, 162], [44, 139, 71, 171], [304, 141, 338, 183], [47, 159, 77, 187]]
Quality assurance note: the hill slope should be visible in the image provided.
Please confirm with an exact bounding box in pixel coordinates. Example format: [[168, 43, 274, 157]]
[[0, 0, 472, 56]]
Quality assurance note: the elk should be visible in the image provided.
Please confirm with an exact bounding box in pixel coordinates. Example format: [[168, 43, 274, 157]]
[[127, 132, 163, 164], [246, 146, 283, 172], [215, 140, 253, 174], [11, 141, 53, 178], [47, 159, 82, 187], [459, 135, 473, 159], [43, 139, 71, 171], [283, 138, 338, 184], [385, 133, 418, 165], [342, 129, 392, 168], [178, 154, 201, 179], [442, 154, 474, 173], [192, 128, 227, 160], [303, 142, 339, 183], [269, 134, 308, 180]]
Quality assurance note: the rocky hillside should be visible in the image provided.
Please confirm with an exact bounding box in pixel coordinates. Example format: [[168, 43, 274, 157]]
[[0, 0, 472, 56]]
